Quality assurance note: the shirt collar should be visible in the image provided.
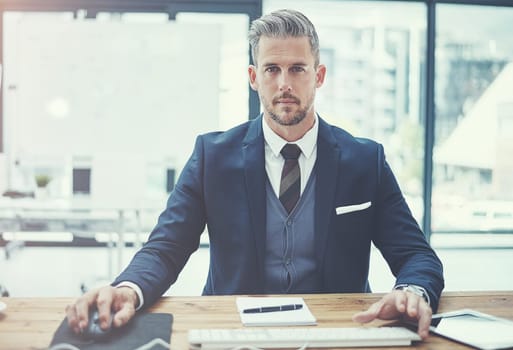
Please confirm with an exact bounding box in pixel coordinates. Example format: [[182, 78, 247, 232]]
[[262, 114, 318, 159]]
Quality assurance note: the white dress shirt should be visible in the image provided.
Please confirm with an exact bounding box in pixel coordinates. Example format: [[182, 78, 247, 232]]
[[262, 115, 318, 197]]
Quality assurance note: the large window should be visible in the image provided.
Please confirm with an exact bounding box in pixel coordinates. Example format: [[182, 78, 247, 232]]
[[432, 4, 513, 234], [1, 8, 249, 209], [2, 0, 513, 244]]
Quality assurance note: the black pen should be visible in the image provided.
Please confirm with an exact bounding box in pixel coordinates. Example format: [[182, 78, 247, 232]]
[[243, 304, 303, 313]]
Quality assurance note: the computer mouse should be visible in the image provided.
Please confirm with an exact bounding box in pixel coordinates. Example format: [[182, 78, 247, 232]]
[[82, 307, 114, 341]]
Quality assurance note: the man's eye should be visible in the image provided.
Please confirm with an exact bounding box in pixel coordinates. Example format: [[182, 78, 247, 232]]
[[265, 66, 279, 73], [291, 66, 305, 73]]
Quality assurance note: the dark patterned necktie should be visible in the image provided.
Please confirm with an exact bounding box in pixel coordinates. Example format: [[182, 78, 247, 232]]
[[279, 143, 301, 214]]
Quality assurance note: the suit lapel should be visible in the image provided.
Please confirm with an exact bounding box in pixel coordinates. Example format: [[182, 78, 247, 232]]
[[243, 116, 267, 284], [315, 118, 340, 269]]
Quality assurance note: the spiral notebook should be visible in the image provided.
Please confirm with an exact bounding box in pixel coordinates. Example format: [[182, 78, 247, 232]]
[[236, 297, 317, 327]]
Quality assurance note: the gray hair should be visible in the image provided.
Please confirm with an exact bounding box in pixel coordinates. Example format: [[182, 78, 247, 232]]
[[248, 9, 320, 67]]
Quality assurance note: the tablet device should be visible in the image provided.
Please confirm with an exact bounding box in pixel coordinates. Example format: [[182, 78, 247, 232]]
[[430, 309, 513, 350]]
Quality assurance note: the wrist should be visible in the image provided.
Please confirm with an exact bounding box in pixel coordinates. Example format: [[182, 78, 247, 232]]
[[118, 286, 139, 308], [394, 284, 430, 305]]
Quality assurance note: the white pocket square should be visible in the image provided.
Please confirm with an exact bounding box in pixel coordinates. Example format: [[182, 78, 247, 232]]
[[335, 201, 372, 215]]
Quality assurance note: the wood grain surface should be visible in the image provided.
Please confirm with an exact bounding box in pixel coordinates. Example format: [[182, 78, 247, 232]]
[[1, 291, 512, 349]]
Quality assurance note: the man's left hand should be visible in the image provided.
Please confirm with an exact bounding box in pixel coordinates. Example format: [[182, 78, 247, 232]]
[[352, 289, 432, 339]]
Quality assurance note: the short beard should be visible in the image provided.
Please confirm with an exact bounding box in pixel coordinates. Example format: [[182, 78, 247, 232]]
[[268, 109, 307, 126], [264, 92, 309, 126]]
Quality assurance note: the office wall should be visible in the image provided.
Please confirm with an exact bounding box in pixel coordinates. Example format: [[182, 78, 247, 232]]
[[3, 16, 221, 200]]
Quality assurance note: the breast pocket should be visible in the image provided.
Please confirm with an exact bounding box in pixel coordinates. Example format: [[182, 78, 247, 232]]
[[333, 202, 373, 242]]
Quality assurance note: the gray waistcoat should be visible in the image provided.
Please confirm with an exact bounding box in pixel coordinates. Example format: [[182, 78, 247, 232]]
[[264, 170, 321, 293]]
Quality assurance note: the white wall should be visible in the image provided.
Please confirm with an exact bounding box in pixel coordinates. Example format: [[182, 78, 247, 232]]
[[4, 15, 221, 201]]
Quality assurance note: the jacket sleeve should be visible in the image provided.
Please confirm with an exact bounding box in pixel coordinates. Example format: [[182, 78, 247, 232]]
[[372, 145, 444, 311]]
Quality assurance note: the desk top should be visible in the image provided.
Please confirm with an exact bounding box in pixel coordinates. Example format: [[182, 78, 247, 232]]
[[1, 291, 512, 350]]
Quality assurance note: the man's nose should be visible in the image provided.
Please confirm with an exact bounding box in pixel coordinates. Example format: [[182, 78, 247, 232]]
[[278, 72, 292, 92]]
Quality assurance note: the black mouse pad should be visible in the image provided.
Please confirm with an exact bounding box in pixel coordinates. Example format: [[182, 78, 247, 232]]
[[49, 312, 173, 350]]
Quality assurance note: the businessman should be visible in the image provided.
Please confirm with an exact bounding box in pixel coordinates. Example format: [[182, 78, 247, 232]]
[[66, 9, 444, 339]]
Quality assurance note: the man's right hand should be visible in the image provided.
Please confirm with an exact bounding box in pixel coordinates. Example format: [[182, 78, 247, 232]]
[[66, 285, 139, 334]]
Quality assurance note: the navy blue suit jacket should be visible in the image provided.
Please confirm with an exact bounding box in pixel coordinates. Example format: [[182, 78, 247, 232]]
[[114, 116, 444, 310]]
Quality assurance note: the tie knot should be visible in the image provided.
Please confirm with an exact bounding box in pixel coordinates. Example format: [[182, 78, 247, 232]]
[[281, 143, 301, 160]]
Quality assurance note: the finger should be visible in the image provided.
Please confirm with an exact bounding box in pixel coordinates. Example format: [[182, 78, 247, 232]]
[[96, 286, 116, 329], [394, 290, 408, 314], [109, 287, 137, 328], [405, 293, 420, 319], [113, 299, 136, 328], [75, 291, 98, 331], [416, 302, 432, 339], [65, 304, 81, 334], [352, 300, 384, 324]]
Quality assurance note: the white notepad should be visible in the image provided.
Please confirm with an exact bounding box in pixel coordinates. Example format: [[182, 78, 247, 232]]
[[236, 297, 317, 327]]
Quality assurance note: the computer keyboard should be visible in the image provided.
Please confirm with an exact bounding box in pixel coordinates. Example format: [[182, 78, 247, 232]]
[[188, 326, 422, 349]]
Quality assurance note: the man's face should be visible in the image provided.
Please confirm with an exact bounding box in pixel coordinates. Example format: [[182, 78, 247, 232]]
[[248, 36, 326, 127]]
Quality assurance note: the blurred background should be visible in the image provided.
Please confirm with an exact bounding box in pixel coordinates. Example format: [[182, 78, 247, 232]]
[[1, 0, 512, 298]]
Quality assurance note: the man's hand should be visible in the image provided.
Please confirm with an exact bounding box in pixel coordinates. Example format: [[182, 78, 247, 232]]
[[65, 285, 139, 335], [352, 289, 432, 339]]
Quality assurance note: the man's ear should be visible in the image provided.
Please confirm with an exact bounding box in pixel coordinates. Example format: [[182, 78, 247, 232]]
[[248, 65, 258, 91], [315, 64, 327, 88]]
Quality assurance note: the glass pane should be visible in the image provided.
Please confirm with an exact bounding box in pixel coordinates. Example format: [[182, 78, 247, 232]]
[[432, 5, 513, 235], [175, 13, 249, 129], [264, 1, 427, 222], [2, 11, 248, 209]]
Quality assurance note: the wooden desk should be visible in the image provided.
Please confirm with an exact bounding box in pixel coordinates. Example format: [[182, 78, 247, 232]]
[[1, 291, 512, 350]]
